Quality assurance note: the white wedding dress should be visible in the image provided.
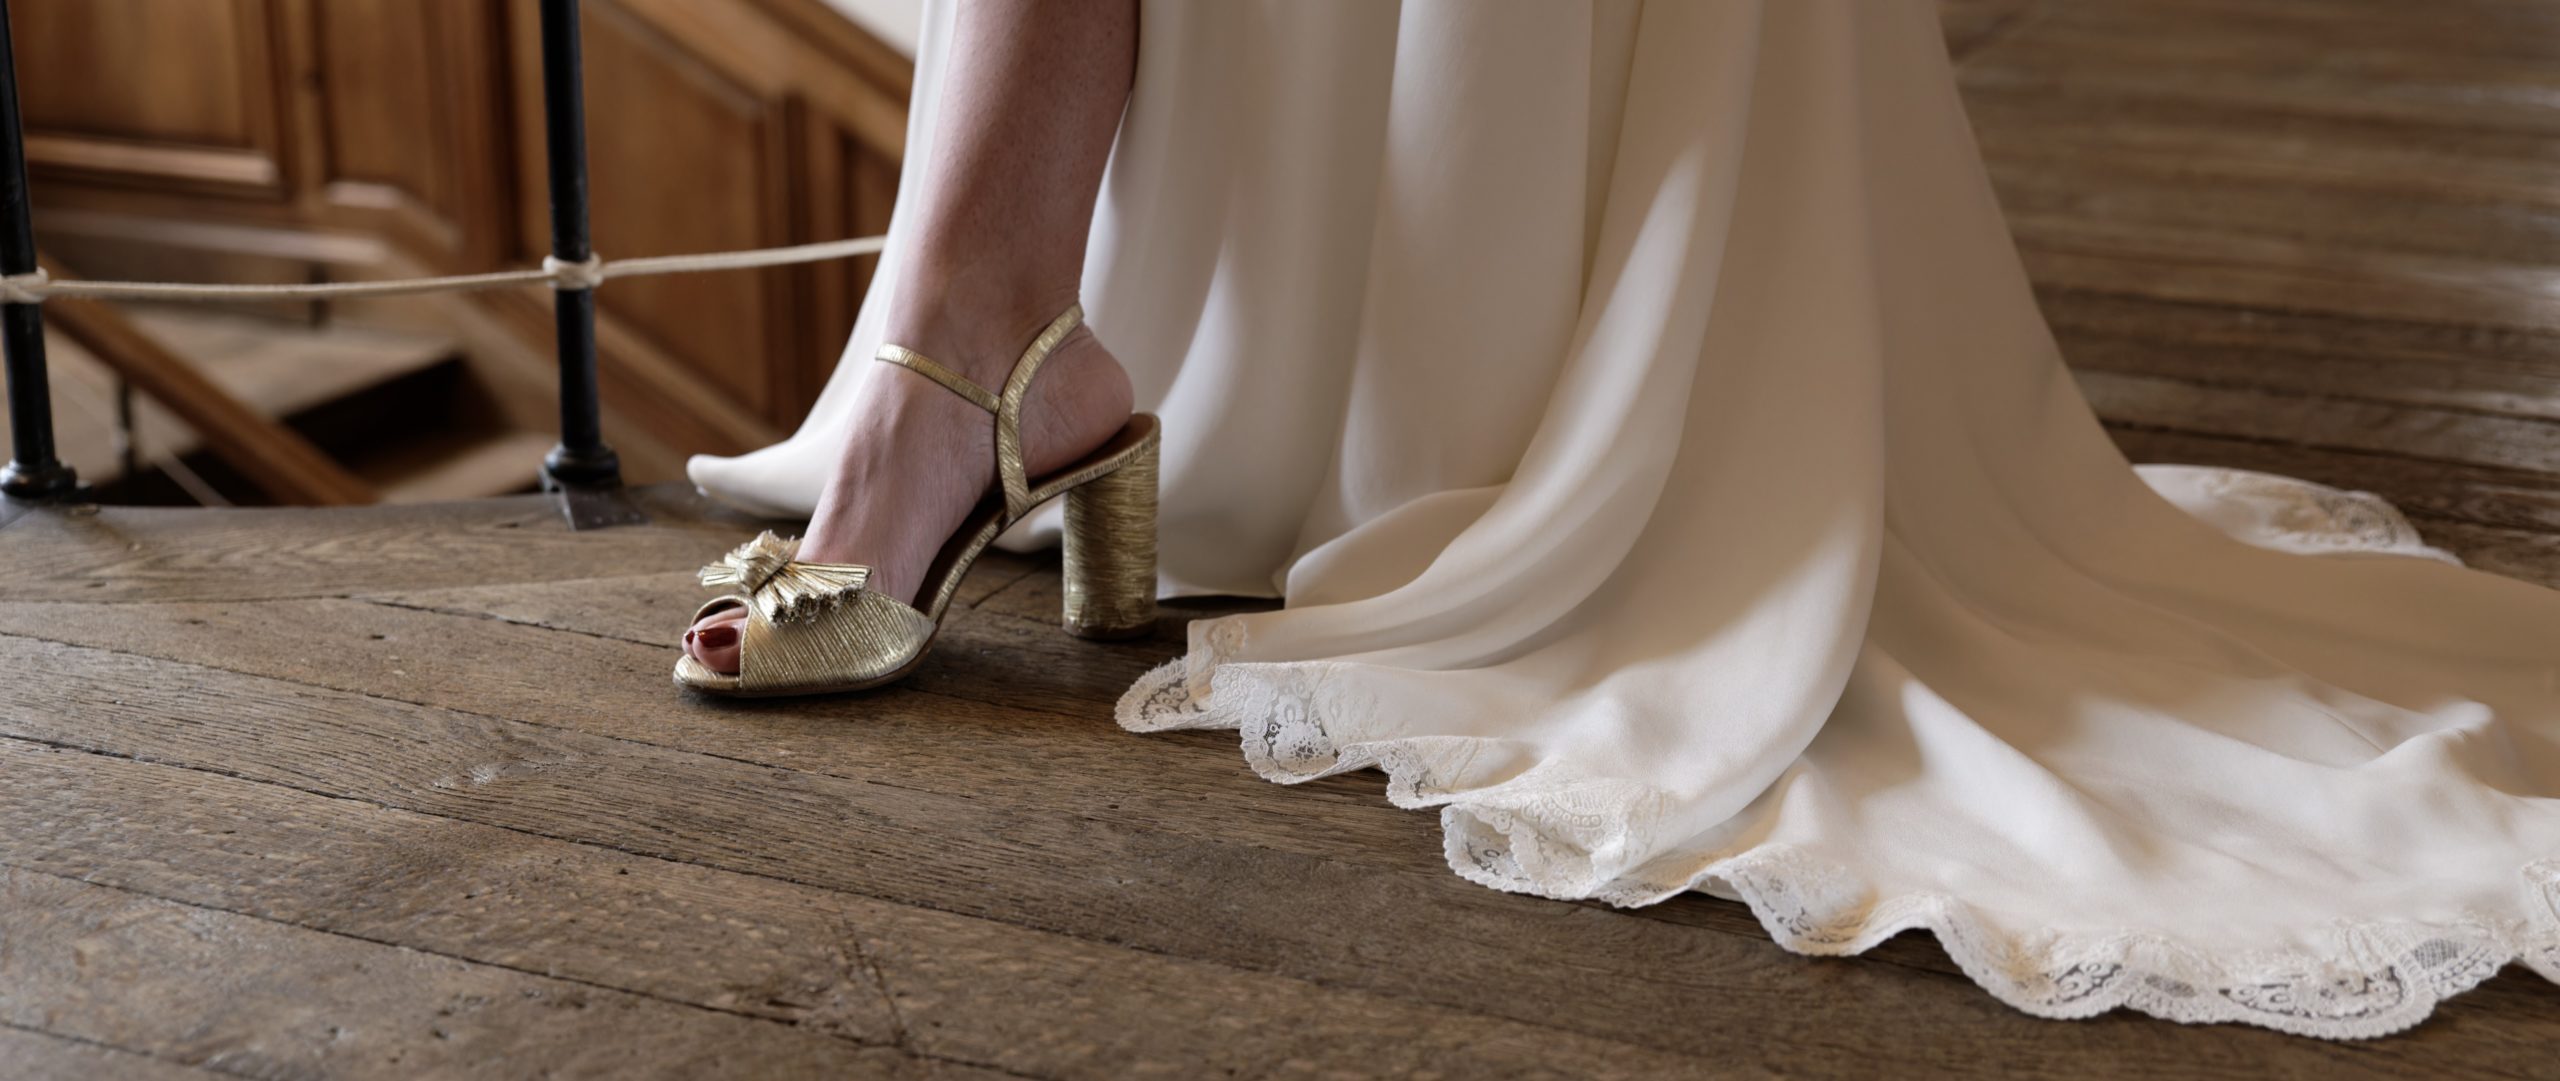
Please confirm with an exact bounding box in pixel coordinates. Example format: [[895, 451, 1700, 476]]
[[691, 0, 2560, 1037]]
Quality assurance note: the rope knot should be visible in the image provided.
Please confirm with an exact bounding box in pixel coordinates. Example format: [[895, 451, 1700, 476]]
[[0, 269, 50, 305], [542, 254, 607, 291]]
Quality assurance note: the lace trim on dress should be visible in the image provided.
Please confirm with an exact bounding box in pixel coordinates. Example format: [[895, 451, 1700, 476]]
[[1117, 621, 2560, 1040], [2133, 465, 2462, 565]]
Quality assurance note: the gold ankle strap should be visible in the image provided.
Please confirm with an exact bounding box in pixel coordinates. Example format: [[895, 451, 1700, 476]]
[[874, 345, 1000, 413], [872, 303, 1085, 520]]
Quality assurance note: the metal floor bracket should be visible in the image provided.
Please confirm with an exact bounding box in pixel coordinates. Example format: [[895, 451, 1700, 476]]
[[548, 479, 649, 531]]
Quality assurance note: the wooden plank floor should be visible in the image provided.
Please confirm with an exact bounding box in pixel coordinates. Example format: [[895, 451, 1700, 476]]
[[1954, 0, 2560, 583], [5, 1, 2560, 1077]]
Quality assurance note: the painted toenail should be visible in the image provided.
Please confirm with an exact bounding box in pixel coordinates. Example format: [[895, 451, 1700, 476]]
[[698, 624, 739, 649]]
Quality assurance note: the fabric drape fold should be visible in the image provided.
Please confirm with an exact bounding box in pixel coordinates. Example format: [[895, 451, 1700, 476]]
[[691, 0, 2560, 1037]]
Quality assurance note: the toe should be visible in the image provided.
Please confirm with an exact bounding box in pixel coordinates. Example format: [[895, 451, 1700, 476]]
[[685, 611, 745, 675]]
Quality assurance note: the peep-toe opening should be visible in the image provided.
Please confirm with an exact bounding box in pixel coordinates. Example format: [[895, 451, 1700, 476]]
[[674, 303, 1157, 697]]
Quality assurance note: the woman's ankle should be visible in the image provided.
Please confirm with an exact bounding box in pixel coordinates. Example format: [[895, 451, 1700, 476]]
[[883, 262, 1084, 385], [1013, 328, 1134, 474]]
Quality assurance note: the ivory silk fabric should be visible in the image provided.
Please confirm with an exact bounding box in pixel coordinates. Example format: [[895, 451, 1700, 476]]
[[689, 0, 2560, 1036]]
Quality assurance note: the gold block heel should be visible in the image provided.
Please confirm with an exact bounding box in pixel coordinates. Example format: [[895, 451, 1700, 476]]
[[673, 302, 1167, 697], [1061, 435, 1159, 639]]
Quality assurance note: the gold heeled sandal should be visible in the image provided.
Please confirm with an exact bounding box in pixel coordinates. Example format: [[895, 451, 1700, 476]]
[[673, 303, 1159, 697]]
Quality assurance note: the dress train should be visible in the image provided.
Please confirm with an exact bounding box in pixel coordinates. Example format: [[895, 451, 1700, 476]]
[[691, 0, 2560, 1036]]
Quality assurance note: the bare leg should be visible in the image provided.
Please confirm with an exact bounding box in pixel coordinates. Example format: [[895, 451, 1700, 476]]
[[688, 0, 1139, 673]]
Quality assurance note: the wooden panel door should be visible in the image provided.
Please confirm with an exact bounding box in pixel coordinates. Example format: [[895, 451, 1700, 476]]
[[308, 0, 513, 265], [567, 0, 790, 420], [9, 0, 294, 195], [506, 0, 907, 438], [13, 0, 909, 461]]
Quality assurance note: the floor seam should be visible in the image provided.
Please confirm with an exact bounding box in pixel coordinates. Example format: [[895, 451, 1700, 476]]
[[0, 836, 1035, 1080], [0, 733, 1789, 1061], [0, 1017, 244, 1079]]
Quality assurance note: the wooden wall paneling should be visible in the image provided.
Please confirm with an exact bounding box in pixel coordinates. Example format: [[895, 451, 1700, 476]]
[[510, 0, 795, 425], [470, 283, 788, 460], [11, 0, 296, 197], [791, 98, 850, 423], [312, 0, 460, 253], [591, 0, 910, 428], [307, 0, 515, 268], [432, 0, 518, 270], [11, 0, 912, 473], [617, 0, 906, 159], [747, 0, 916, 105], [783, 105, 896, 418]]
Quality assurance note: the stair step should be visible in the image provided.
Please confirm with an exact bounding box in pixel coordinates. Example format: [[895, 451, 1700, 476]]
[[13, 307, 465, 491], [361, 430, 555, 504], [125, 307, 459, 418], [11, 303, 561, 506]]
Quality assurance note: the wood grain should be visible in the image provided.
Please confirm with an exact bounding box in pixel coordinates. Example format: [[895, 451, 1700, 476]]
[[10, 0, 286, 196], [0, 868, 1000, 1080], [0, 1025, 221, 1081], [17, 0, 913, 478], [0, 485, 760, 603], [2, 486, 2554, 1076], [8, 632, 2516, 1078], [3, 1, 2560, 1077], [0, 590, 1477, 885], [39, 257, 378, 506], [0, 738, 1712, 1080], [1967, 0, 2560, 342], [2043, 290, 2560, 426]]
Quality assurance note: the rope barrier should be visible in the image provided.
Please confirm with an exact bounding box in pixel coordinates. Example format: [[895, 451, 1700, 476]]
[[0, 234, 887, 305]]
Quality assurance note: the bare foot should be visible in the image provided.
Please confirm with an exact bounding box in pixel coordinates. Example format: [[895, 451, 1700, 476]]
[[683, 316, 1133, 675]]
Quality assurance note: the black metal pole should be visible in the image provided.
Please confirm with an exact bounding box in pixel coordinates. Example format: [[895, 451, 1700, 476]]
[[0, 0, 76, 502], [535, 0, 619, 491]]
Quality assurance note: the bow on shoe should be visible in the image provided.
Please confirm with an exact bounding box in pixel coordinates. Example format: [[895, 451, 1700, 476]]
[[699, 530, 872, 623]]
